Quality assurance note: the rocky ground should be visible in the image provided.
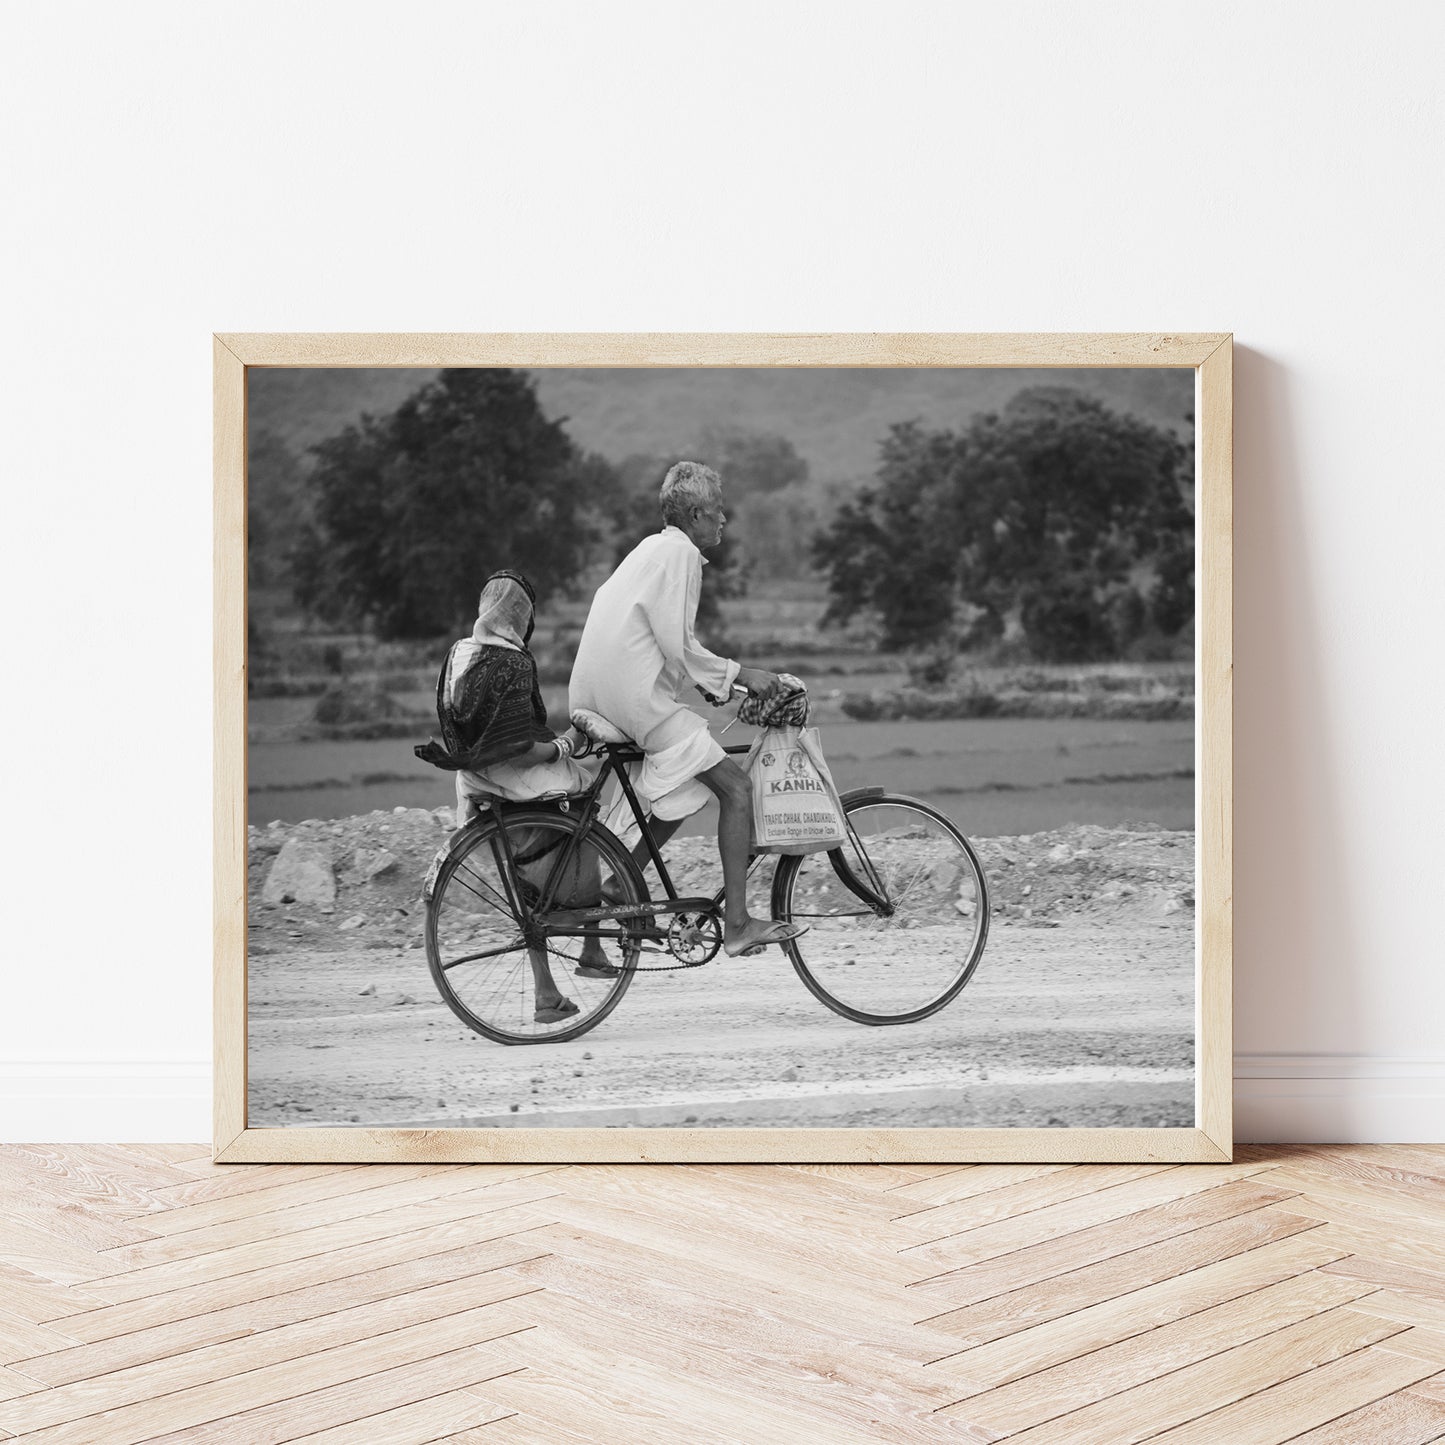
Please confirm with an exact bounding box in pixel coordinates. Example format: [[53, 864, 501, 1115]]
[[247, 810, 1195, 1130]]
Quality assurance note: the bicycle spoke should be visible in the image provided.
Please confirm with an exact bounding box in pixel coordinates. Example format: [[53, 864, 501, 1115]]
[[779, 797, 988, 1023], [427, 813, 645, 1043]]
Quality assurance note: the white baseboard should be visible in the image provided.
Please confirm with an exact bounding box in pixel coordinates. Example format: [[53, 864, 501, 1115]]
[[1235, 1055, 1445, 1144], [0, 1063, 211, 1142], [2, 1057, 1441, 1145]]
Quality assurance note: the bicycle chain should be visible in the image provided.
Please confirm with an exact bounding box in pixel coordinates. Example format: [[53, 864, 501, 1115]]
[[530, 936, 711, 974]]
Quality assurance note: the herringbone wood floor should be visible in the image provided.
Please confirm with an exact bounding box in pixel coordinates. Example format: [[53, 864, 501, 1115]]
[[0, 1146, 1442, 1441]]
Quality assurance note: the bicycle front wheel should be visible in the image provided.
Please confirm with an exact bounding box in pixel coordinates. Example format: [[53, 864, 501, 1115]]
[[426, 810, 645, 1045], [772, 794, 989, 1024]]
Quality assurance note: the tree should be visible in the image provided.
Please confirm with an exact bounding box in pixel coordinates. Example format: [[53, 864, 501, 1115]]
[[693, 425, 809, 496], [292, 370, 612, 639], [247, 428, 306, 591], [814, 388, 1193, 659]]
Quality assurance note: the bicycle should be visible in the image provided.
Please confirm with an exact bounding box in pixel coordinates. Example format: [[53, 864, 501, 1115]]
[[423, 688, 990, 1044]]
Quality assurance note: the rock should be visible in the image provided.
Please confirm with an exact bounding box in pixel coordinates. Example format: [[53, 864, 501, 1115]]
[[954, 898, 975, 917], [338, 913, 368, 931], [261, 839, 335, 907], [349, 847, 398, 882], [1048, 842, 1072, 862], [385, 991, 416, 1006], [780, 1068, 799, 1082], [1022, 884, 1032, 897], [359, 983, 376, 996], [393, 805, 407, 815]]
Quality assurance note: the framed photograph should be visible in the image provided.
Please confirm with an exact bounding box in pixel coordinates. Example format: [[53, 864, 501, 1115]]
[[216, 332, 1231, 1163]]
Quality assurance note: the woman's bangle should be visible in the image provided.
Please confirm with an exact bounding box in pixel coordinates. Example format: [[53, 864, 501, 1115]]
[[553, 735, 573, 762]]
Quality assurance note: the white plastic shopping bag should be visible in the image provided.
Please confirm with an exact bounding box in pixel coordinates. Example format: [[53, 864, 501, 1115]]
[[744, 725, 847, 855]]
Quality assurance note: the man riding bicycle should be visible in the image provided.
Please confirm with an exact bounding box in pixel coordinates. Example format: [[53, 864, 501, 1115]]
[[569, 461, 807, 959]]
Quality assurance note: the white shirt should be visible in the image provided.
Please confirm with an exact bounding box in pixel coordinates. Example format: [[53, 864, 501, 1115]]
[[569, 526, 741, 754]]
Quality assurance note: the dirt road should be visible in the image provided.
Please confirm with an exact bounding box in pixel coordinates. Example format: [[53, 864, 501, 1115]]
[[247, 810, 1194, 1129]]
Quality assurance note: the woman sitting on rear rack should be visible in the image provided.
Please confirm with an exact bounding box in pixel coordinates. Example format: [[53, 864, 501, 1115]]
[[414, 570, 613, 1022]]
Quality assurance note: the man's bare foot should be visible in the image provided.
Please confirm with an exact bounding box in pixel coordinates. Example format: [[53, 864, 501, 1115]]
[[723, 917, 809, 958]]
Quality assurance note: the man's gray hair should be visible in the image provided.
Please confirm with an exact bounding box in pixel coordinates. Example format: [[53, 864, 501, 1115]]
[[659, 461, 722, 526]]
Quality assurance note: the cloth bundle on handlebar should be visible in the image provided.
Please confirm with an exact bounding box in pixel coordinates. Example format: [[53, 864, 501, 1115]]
[[740, 679, 847, 855], [736, 672, 811, 728]]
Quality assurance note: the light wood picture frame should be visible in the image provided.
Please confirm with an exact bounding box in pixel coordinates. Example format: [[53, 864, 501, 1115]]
[[216, 332, 1232, 1164]]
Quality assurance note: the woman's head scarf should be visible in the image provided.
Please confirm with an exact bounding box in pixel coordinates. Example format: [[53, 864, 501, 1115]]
[[447, 570, 537, 704], [471, 570, 537, 649]]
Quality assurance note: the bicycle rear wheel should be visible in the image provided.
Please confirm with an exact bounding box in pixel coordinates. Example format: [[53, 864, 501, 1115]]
[[771, 794, 989, 1024], [426, 810, 645, 1044]]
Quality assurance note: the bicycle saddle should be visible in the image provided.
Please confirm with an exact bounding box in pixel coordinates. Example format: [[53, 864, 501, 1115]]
[[570, 708, 633, 747]]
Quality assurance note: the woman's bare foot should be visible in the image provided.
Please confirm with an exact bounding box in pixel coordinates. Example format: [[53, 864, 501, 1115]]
[[723, 917, 808, 958]]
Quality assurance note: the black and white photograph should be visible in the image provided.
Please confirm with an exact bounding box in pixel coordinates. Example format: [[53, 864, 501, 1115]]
[[245, 361, 1198, 1132]]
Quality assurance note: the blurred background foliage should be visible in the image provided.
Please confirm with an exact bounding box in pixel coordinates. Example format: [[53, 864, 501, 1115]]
[[248, 367, 1194, 672]]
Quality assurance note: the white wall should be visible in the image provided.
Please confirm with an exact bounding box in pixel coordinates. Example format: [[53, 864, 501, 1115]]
[[3, 2, 1441, 1142]]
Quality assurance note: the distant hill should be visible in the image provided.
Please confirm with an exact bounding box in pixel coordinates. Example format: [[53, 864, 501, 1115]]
[[249, 364, 1194, 485]]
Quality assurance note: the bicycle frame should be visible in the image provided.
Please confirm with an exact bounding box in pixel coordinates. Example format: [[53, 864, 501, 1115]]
[[483, 702, 893, 950], [484, 738, 762, 950]]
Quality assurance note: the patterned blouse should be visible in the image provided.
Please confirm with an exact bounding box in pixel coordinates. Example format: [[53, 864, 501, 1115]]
[[414, 643, 556, 773]]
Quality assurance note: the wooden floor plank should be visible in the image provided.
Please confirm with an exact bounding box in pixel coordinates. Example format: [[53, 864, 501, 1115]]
[[0, 1144, 195, 1219], [1287, 1386, 1445, 1444], [1148, 1347, 1441, 1444], [887, 1164, 1070, 1210], [482, 1335, 893, 1445], [43, 1205, 553, 1342], [145, 1162, 366, 1204], [283, 1385, 512, 1442], [0, 1368, 42, 1404], [910, 1181, 1299, 1305], [522, 1220, 960, 1365], [937, 1271, 1375, 1434], [552, 1165, 915, 1289], [1343, 1287, 1445, 1332], [99, 1164, 552, 1265], [928, 1231, 1351, 1385], [505, 1249, 957, 1422], [14, 1235, 549, 1387], [921, 1209, 1328, 1347], [138, 1345, 523, 1445], [131, 1161, 473, 1238], [998, 1309, 1409, 1444], [893, 1164, 1169, 1244], [905, 1167, 1295, 1277], [9, 1308, 532, 1445], [1255, 1160, 1445, 1222], [0, 1281, 536, 1434], [448, 1408, 599, 1443], [548, 1192, 917, 1324], [77, 1177, 563, 1305], [0, 1308, 80, 1368], [3, 1146, 1444, 1444], [1308, 1218, 1445, 1277], [1321, 1251, 1445, 1304], [0, 1268, 110, 1328], [1372, 1325, 1445, 1366], [1286, 1144, 1445, 1183]]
